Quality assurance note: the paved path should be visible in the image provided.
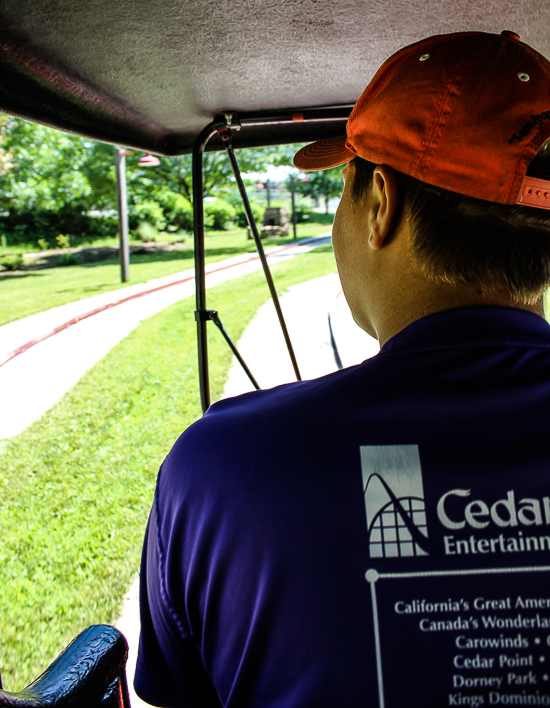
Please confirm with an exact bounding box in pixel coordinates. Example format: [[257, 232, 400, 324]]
[[223, 272, 379, 396], [1, 238, 380, 706], [0, 235, 330, 440]]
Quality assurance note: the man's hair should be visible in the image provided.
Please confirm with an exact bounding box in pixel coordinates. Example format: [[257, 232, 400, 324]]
[[351, 144, 550, 304]]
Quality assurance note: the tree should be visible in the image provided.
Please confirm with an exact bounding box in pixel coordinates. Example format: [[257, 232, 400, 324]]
[[291, 167, 343, 214], [0, 115, 14, 178], [0, 117, 101, 243], [0, 118, 93, 213], [0, 114, 302, 244], [149, 144, 298, 205]]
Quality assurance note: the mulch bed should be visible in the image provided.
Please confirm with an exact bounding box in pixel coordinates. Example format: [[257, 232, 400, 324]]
[[0, 241, 189, 274]]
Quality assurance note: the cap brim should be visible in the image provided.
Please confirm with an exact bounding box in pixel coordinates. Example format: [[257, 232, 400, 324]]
[[293, 135, 355, 171]]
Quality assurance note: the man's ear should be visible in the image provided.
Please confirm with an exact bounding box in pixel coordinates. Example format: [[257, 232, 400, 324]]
[[368, 165, 399, 251]]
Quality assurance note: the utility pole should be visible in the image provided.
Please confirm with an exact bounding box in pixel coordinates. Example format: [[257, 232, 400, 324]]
[[114, 146, 130, 283], [290, 174, 297, 240]]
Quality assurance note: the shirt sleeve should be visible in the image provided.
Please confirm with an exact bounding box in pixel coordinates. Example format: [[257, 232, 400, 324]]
[[134, 503, 222, 708]]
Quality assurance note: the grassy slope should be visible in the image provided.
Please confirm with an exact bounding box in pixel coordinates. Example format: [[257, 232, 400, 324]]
[[0, 244, 336, 690], [0, 226, 331, 327]]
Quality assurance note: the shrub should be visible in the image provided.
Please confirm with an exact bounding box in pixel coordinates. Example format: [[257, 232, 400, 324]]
[[293, 204, 314, 223], [307, 211, 334, 224], [129, 200, 166, 231], [59, 252, 77, 266], [0, 254, 23, 271], [205, 199, 236, 231], [86, 213, 118, 238], [0, 208, 118, 247], [235, 201, 264, 229], [158, 192, 193, 232], [56, 234, 71, 249], [136, 221, 158, 242]]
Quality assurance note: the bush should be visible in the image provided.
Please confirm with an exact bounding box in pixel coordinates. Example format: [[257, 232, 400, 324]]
[[59, 252, 77, 266], [293, 204, 314, 223], [0, 208, 118, 247], [129, 200, 166, 232], [307, 211, 334, 224], [56, 234, 71, 249], [85, 213, 118, 238], [205, 199, 236, 231], [136, 221, 158, 242], [157, 191, 193, 232], [0, 254, 23, 271], [235, 200, 264, 229]]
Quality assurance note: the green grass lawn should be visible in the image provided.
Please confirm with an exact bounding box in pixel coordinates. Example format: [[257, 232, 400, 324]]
[[0, 243, 337, 691], [0, 225, 331, 327]]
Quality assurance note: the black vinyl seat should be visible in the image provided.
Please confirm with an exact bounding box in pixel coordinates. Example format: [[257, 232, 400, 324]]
[[0, 625, 130, 708]]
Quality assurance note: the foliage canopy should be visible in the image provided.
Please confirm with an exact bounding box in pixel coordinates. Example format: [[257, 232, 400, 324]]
[[0, 116, 299, 247]]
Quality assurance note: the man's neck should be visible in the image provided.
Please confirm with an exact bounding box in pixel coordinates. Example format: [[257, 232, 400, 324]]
[[373, 282, 545, 346]]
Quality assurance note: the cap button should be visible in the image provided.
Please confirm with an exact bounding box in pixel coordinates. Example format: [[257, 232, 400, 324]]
[[501, 30, 521, 41]]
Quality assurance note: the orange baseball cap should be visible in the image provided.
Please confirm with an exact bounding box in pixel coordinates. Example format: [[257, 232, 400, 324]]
[[293, 31, 550, 209]]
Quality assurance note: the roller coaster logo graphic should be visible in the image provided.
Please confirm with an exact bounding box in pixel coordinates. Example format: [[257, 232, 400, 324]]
[[361, 445, 430, 558]]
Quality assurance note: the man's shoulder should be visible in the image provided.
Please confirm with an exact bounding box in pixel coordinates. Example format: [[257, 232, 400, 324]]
[[159, 363, 370, 485], [161, 307, 550, 487], [209, 368, 351, 420], [185, 364, 361, 443]]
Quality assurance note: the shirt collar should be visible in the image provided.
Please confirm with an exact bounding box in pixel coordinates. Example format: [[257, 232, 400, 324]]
[[380, 306, 550, 355]]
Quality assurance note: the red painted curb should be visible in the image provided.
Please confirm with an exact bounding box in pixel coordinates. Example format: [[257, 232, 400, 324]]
[[0, 235, 329, 369]]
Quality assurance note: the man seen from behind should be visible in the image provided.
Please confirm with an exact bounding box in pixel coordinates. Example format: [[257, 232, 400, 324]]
[[136, 30, 550, 708]]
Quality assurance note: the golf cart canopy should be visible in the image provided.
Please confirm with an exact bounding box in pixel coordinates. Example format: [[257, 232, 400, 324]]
[[1, 0, 550, 155]]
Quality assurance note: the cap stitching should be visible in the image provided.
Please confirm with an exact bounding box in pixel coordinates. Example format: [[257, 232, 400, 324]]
[[413, 37, 495, 180], [305, 139, 346, 157], [349, 36, 436, 130]]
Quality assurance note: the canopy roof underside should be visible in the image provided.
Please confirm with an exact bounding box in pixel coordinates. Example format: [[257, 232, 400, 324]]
[[1, 0, 549, 154]]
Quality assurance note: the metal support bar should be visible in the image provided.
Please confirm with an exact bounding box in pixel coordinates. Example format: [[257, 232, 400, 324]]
[[216, 117, 302, 382], [328, 311, 344, 371], [195, 309, 260, 390], [193, 122, 218, 413], [192, 110, 346, 414]]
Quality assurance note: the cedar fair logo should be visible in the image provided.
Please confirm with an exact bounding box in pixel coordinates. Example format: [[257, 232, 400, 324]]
[[361, 445, 430, 558], [361, 445, 550, 560], [509, 111, 550, 143]]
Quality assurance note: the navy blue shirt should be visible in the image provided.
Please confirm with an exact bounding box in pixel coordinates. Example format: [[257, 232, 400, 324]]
[[136, 307, 550, 708]]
